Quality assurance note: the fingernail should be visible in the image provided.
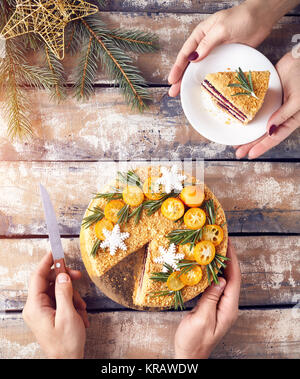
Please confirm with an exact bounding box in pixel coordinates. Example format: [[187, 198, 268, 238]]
[[235, 151, 242, 160], [215, 277, 226, 290], [57, 273, 70, 283], [188, 51, 199, 61], [269, 124, 277, 136]]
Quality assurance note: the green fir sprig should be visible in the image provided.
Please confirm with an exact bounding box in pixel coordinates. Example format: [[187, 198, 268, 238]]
[[0, 0, 159, 139]]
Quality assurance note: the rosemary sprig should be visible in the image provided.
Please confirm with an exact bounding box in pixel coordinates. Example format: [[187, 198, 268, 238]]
[[90, 239, 101, 257], [148, 289, 185, 310], [177, 260, 199, 277], [149, 290, 174, 297], [207, 254, 230, 285], [82, 206, 104, 229], [173, 290, 185, 311], [128, 203, 144, 225], [143, 191, 178, 216], [204, 199, 217, 225], [228, 67, 258, 99], [149, 263, 185, 310], [150, 262, 174, 282], [117, 170, 142, 188], [93, 192, 123, 201], [117, 204, 130, 225], [166, 228, 203, 249]]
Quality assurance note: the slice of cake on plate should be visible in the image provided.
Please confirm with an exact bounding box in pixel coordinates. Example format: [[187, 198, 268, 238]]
[[201, 68, 270, 125]]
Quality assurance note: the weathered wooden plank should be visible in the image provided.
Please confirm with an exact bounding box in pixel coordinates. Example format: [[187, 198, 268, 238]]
[[28, 14, 298, 84], [0, 88, 299, 161], [0, 236, 299, 311], [99, 1, 300, 16], [1, 308, 299, 358], [0, 161, 298, 237]]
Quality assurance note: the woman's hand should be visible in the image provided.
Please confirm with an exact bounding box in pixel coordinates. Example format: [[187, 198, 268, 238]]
[[168, 0, 299, 97], [235, 51, 300, 159], [22, 252, 88, 359], [174, 239, 241, 359], [168, 1, 275, 97]]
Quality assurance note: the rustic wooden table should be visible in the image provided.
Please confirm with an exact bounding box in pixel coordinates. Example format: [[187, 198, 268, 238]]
[[0, 1, 299, 359]]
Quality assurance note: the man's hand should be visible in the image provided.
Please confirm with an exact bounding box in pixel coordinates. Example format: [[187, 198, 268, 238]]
[[22, 252, 88, 359], [174, 239, 241, 359]]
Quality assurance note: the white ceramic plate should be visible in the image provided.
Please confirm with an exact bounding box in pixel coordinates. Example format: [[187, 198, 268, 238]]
[[181, 43, 282, 145]]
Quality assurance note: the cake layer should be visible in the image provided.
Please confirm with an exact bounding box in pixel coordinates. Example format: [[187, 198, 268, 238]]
[[202, 80, 247, 123]]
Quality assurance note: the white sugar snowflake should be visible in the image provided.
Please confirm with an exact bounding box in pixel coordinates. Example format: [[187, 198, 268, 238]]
[[100, 224, 130, 256], [154, 243, 184, 272], [156, 165, 187, 194]]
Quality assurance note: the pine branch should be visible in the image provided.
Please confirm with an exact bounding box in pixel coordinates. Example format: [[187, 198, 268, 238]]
[[105, 29, 159, 53], [0, 39, 33, 140], [74, 35, 99, 100], [93, 0, 106, 7], [81, 16, 151, 111], [17, 64, 56, 90], [44, 46, 67, 102]]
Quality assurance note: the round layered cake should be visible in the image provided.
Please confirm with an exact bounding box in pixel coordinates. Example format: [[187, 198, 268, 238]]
[[80, 165, 228, 310]]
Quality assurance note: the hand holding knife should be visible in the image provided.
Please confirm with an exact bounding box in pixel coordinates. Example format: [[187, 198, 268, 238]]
[[39, 184, 67, 276]]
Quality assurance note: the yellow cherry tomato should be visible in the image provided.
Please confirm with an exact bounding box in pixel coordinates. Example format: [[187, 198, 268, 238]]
[[122, 185, 144, 206], [178, 243, 195, 260], [104, 199, 125, 223], [194, 241, 215, 265], [167, 271, 185, 291], [180, 185, 205, 208], [161, 197, 185, 221], [143, 176, 163, 200], [183, 208, 206, 230], [202, 224, 224, 246], [94, 218, 114, 240], [180, 265, 203, 286]]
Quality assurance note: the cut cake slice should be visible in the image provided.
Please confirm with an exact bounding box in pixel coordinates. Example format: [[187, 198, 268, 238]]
[[201, 70, 270, 125]]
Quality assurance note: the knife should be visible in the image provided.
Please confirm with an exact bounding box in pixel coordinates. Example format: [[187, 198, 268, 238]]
[[39, 184, 67, 276]]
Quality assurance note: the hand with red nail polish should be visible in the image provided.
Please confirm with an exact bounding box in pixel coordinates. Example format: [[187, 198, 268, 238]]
[[167, 0, 290, 98], [174, 240, 241, 359], [235, 51, 300, 159], [22, 252, 88, 359]]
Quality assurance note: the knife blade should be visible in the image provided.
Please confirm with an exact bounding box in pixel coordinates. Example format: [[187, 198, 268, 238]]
[[39, 184, 67, 276]]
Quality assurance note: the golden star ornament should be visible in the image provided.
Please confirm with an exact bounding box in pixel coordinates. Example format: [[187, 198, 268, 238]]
[[1, 0, 98, 59]]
